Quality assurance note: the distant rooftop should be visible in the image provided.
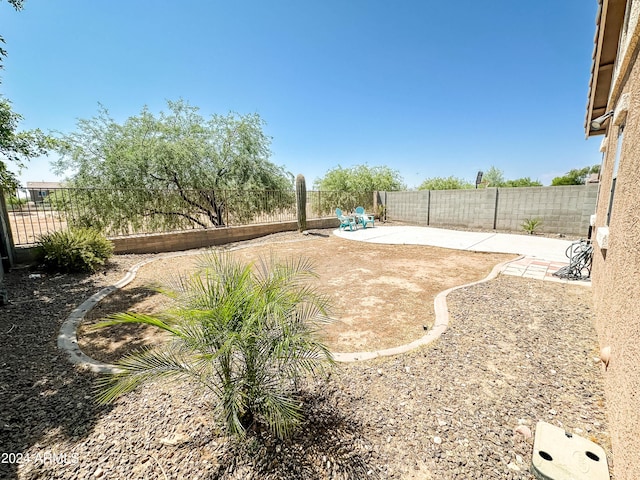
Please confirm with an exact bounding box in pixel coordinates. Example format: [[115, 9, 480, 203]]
[[25, 181, 63, 189]]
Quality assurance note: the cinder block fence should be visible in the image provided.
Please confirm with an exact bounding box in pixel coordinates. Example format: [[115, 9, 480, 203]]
[[380, 184, 598, 237]]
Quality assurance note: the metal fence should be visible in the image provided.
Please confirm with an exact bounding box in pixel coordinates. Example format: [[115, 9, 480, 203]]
[[306, 190, 375, 218], [4, 188, 375, 246]]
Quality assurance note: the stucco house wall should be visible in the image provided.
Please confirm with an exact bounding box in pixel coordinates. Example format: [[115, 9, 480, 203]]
[[588, 1, 640, 478]]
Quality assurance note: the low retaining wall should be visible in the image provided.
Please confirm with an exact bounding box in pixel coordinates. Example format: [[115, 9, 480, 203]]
[[14, 218, 340, 263], [111, 218, 339, 254]]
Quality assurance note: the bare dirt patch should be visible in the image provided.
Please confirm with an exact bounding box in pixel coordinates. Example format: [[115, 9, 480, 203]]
[[7, 208, 68, 245], [79, 232, 515, 363]]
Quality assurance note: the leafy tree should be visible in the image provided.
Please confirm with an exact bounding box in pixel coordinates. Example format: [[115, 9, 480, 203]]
[[311, 164, 404, 216], [482, 166, 505, 187], [502, 177, 542, 187], [1, 98, 57, 190], [95, 252, 334, 440], [1, 1, 57, 191], [0, 1, 25, 69], [551, 165, 600, 186], [52, 100, 294, 230], [313, 164, 405, 192], [418, 176, 473, 190]]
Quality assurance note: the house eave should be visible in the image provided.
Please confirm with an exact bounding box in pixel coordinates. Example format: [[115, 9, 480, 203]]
[[585, 0, 627, 137]]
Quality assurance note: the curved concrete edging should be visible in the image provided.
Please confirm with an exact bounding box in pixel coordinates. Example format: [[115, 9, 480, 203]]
[[332, 257, 521, 362], [58, 239, 523, 371], [58, 250, 198, 373], [58, 239, 326, 373]]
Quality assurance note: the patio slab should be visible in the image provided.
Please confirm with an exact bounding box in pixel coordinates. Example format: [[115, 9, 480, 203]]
[[334, 225, 576, 263]]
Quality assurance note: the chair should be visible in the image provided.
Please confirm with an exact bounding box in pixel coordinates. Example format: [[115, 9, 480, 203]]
[[336, 208, 357, 231], [355, 206, 375, 229]]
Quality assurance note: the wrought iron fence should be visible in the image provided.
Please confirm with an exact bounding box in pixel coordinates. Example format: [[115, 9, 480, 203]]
[[5, 188, 298, 245], [306, 190, 375, 218], [4, 187, 375, 246]]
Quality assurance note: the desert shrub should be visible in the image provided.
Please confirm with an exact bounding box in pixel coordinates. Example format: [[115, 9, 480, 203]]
[[37, 228, 114, 273]]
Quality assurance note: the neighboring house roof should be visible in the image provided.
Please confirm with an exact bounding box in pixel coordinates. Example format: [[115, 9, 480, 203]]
[[585, 0, 627, 137], [586, 172, 601, 183], [25, 181, 62, 190]]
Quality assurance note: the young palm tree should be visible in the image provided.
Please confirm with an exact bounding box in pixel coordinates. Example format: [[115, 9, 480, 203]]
[[94, 251, 334, 439]]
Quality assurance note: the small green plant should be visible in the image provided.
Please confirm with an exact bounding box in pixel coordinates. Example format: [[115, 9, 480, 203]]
[[94, 252, 334, 440], [37, 228, 113, 273], [521, 217, 543, 235]]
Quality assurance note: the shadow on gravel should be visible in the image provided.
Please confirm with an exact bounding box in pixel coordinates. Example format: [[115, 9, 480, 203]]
[[0, 269, 115, 479], [86, 285, 159, 319], [212, 388, 380, 480], [79, 286, 167, 363]]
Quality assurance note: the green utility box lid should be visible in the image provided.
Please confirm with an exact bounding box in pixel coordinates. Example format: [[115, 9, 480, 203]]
[[531, 421, 609, 480]]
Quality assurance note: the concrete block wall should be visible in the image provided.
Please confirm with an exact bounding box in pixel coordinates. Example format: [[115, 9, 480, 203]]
[[496, 185, 598, 236], [429, 188, 497, 229], [382, 185, 599, 237], [385, 191, 429, 224], [108, 217, 339, 255]]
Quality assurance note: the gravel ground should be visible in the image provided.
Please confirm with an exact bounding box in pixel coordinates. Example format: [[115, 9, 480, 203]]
[[0, 231, 612, 479]]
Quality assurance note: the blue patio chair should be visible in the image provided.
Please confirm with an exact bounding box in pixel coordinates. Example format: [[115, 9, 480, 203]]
[[336, 208, 357, 231], [355, 206, 375, 229]]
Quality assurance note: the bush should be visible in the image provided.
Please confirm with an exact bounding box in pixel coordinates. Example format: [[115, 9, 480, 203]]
[[37, 228, 114, 273], [4, 195, 27, 211]]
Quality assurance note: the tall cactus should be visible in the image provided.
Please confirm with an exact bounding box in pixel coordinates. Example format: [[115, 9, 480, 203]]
[[295, 174, 307, 232]]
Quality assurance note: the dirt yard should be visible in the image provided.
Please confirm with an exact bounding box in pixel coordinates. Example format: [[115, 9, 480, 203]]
[[79, 232, 515, 362], [1, 229, 610, 479]]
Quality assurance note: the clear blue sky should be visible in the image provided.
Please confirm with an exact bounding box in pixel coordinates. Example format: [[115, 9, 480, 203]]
[[2, 0, 602, 188]]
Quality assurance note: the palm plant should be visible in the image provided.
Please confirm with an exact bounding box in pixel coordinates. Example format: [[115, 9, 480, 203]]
[[94, 251, 334, 439], [521, 217, 543, 235]]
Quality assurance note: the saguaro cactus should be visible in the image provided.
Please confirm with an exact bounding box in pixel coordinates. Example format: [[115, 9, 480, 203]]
[[296, 174, 307, 232]]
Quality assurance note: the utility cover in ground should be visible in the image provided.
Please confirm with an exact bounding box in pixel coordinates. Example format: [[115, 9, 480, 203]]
[[531, 421, 609, 480]]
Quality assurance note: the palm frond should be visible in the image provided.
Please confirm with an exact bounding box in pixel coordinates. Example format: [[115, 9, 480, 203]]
[[258, 390, 303, 440], [90, 312, 183, 336], [95, 345, 198, 404]]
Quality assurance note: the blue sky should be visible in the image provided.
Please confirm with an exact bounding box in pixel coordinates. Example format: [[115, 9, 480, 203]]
[[2, 0, 601, 188]]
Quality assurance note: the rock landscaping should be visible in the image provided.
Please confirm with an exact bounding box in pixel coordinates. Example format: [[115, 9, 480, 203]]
[[0, 230, 611, 479]]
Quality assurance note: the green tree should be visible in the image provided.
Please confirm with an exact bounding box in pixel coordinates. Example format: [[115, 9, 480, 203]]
[[311, 164, 404, 216], [1, 2, 57, 191], [502, 177, 543, 187], [418, 176, 473, 190], [1, 98, 57, 190], [0, 1, 25, 69], [313, 164, 405, 192], [52, 100, 294, 229], [95, 252, 334, 440], [551, 165, 600, 186], [482, 166, 505, 187]]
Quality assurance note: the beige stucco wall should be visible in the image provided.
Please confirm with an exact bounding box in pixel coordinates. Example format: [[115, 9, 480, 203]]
[[591, 19, 640, 479]]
